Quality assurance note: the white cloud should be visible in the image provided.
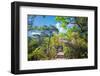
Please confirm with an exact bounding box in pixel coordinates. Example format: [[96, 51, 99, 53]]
[[55, 22, 66, 33]]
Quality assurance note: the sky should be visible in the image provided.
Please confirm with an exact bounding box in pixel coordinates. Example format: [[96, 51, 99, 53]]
[[28, 15, 57, 26], [28, 15, 80, 34], [28, 15, 68, 33]]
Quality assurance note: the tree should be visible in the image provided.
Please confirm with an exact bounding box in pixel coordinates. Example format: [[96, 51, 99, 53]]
[[55, 16, 88, 58]]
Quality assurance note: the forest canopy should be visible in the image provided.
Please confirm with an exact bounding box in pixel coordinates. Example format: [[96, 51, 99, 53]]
[[28, 15, 88, 61]]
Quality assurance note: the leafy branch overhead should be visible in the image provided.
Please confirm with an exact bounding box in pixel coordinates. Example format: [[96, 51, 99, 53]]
[[28, 15, 88, 60]]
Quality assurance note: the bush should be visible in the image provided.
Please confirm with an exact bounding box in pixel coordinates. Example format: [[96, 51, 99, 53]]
[[28, 46, 48, 60]]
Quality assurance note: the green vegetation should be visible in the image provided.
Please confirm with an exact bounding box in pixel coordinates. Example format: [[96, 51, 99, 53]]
[[28, 16, 88, 61]]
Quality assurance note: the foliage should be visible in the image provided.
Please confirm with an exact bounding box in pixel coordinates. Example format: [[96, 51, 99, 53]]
[[55, 16, 88, 58], [28, 16, 88, 60], [55, 16, 69, 29], [50, 34, 60, 47], [48, 47, 56, 59], [28, 37, 39, 53], [28, 34, 58, 60], [28, 46, 48, 60], [63, 28, 88, 58]]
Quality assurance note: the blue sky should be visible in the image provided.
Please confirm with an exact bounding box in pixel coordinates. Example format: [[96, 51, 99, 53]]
[[28, 15, 68, 33], [28, 15, 80, 34], [28, 15, 57, 26]]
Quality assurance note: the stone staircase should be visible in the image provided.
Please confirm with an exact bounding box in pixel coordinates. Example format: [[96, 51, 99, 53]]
[[56, 52, 64, 58]]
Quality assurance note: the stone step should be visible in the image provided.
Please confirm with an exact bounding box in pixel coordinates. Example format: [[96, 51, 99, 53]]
[[56, 52, 64, 58]]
